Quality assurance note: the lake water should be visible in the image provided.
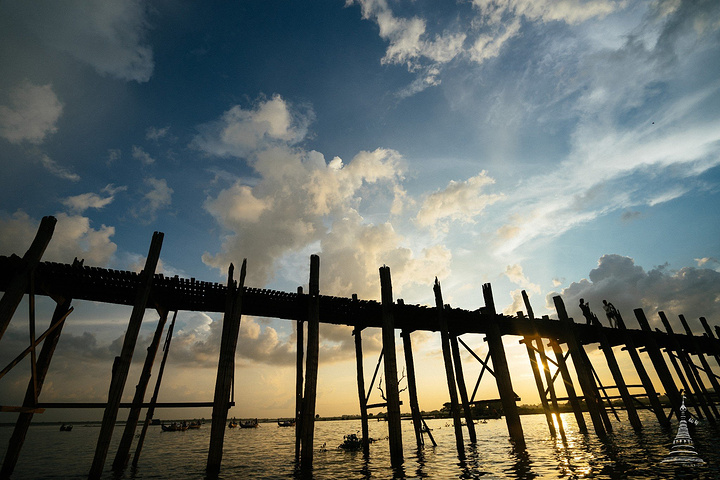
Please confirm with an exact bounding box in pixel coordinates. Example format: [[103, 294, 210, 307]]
[[1, 410, 718, 478]]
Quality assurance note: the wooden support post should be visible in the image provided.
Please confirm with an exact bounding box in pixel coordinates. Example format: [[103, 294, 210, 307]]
[[299, 256, 321, 471], [450, 333, 477, 443], [659, 311, 716, 423], [522, 292, 565, 442], [520, 326, 556, 436], [553, 296, 608, 437], [295, 287, 304, 461], [549, 339, 587, 433], [610, 311, 668, 428], [679, 315, 720, 407], [434, 278, 465, 458], [483, 284, 525, 448], [354, 322, 370, 455], [379, 266, 403, 467], [89, 232, 163, 479], [592, 315, 643, 431], [401, 326, 424, 449], [699, 317, 720, 369], [206, 260, 247, 476], [633, 309, 682, 421], [112, 308, 170, 470], [0, 216, 56, 342], [133, 311, 177, 467], [1, 297, 72, 478]]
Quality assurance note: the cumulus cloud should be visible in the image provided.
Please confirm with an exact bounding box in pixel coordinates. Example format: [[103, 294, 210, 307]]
[[146, 125, 170, 141], [62, 184, 127, 213], [192, 94, 313, 159], [550, 254, 720, 331], [7, 0, 154, 82], [197, 94, 451, 299], [132, 145, 155, 165], [0, 210, 117, 265], [416, 171, 502, 231], [132, 177, 173, 223], [0, 81, 63, 144], [40, 154, 81, 182]]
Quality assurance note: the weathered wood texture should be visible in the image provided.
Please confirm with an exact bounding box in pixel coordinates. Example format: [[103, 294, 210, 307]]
[[206, 260, 246, 476], [89, 232, 163, 479], [379, 266, 403, 466]]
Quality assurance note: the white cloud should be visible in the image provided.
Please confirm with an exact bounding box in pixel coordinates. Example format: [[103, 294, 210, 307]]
[[416, 171, 502, 230], [192, 95, 313, 158], [133, 177, 172, 223], [8, 1, 154, 82], [0, 210, 117, 265], [146, 126, 170, 141], [132, 145, 155, 165], [0, 81, 63, 144], [40, 154, 80, 182], [62, 184, 127, 213]]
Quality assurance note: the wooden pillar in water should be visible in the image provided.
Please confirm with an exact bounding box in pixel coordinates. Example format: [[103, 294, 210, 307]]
[[295, 286, 304, 460], [379, 266, 403, 466], [634, 309, 682, 419], [522, 292, 565, 441], [353, 304, 370, 455], [549, 338, 587, 433], [0, 216, 56, 342], [450, 333, 477, 443], [89, 232, 163, 479], [398, 298, 424, 449], [113, 308, 170, 470], [519, 311, 556, 437], [1, 297, 72, 478], [133, 311, 177, 467], [592, 315, 642, 431], [401, 327, 424, 449], [699, 317, 720, 369], [659, 311, 716, 423], [679, 315, 720, 407], [206, 260, 247, 476], [299, 256, 321, 471], [434, 278, 465, 458], [483, 284, 525, 448], [553, 296, 608, 437], [615, 312, 667, 428]]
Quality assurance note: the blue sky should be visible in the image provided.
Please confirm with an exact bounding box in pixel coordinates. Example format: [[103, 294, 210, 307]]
[[1, 0, 719, 419]]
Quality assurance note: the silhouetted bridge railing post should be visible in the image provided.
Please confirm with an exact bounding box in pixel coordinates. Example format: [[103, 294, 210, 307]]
[[1, 216, 719, 477]]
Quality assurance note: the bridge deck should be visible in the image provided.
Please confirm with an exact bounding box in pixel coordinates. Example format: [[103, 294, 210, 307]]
[[1, 255, 715, 355]]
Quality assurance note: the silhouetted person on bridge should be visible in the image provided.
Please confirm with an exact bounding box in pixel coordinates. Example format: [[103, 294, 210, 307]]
[[602, 300, 618, 328], [579, 298, 593, 324]]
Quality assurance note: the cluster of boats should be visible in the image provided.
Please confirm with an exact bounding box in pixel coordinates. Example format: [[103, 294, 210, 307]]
[[160, 420, 203, 432], [228, 418, 258, 428]]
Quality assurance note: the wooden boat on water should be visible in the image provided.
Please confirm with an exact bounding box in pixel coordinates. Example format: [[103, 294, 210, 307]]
[[228, 419, 238, 428], [187, 421, 202, 429], [240, 418, 259, 428], [161, 422, 189, 432], [277, 418, 295, 427], [59, 424, 73, 432]]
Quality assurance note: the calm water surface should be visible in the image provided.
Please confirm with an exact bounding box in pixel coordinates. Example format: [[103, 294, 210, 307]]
[[1, 411, 718, 479]]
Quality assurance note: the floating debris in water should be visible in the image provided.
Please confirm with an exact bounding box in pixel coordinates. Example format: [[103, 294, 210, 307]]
[[661, 396, 705, 467]]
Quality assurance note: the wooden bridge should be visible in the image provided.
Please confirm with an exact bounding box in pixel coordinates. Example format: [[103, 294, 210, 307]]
[[1, 216, 719, 478]]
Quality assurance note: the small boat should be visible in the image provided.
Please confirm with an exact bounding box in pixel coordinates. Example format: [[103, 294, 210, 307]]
[[240, 418, 259, 428], [338, 433, 363, 451], [59, 424, 73, 432], [228, 419, 238, 428], [161, 422, 188, 432], [277, 418, 295, 427], [187, 421, 202, 429]]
